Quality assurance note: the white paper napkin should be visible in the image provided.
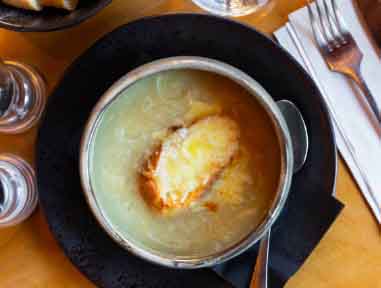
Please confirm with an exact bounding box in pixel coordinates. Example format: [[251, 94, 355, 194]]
[[274, 0, 381, 222]]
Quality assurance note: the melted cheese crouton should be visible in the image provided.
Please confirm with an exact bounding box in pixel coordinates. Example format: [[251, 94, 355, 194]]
[[3, 0, 41, 10], [41, 0, 78, 10], [140, 116, 240, 212]]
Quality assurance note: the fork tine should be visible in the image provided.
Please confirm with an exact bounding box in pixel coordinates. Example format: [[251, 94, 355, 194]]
[[322, 0, 346, 45], [330, 0, 350, 41], [307, 1, 332, 52], [315, 0, 339, 47]]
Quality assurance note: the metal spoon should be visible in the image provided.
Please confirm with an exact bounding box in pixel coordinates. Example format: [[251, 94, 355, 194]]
[[251, 100, 309, 288]]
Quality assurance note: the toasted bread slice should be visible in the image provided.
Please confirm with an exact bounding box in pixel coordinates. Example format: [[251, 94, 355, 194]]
[[41, 0, 78, 10], [2, 0, 42, 10], [140, 116, 240, 212]]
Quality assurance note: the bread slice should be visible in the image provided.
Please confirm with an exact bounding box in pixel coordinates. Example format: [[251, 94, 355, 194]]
[[2, 0, 42, 11], [140, 116, 240, 212], [41, 0, 78, 10]]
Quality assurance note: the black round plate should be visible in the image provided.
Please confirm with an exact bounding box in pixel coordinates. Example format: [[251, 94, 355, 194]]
[[0, 0, 111, 32], [37, 14, 336, 288]]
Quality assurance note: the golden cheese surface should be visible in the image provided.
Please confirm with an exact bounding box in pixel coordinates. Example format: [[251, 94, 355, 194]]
[[140, 115, 240, 211]]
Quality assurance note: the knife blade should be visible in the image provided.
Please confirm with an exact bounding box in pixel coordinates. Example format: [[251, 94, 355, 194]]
[[356, 0, 381, 49]]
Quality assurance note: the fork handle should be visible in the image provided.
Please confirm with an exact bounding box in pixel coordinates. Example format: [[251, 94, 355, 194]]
[[350, 70, 381, 124]]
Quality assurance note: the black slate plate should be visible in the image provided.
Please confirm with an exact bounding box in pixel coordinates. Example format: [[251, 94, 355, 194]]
[[0, 0, 111, 32], [37, 14, 337, 288]]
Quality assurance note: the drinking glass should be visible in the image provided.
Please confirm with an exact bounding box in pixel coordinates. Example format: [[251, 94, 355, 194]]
[[191, 0, 272, 16], [0, 154, 38, 227], [0, 60, 46, 134]]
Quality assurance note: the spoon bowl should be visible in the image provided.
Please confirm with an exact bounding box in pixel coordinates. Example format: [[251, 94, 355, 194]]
[[252, 100, 309, 288]]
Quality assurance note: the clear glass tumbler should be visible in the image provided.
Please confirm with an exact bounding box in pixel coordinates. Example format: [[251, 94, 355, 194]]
[[0, 60, 46, 134], [0, 154, 38, 227], [192, 0, 272, 16]]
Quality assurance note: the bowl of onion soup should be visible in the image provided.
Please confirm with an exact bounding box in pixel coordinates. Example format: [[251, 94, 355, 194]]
[[80, 56, 294, 268]]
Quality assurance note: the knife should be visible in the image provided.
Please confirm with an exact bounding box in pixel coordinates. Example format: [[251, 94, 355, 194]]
[[356, 0, 381, 49]]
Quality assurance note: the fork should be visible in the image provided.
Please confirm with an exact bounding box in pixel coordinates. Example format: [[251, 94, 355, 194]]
[[307, 0, 381, 124]]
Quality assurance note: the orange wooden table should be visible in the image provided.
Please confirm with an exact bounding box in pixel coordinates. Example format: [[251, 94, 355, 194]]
[[0, 1, 380, 287]]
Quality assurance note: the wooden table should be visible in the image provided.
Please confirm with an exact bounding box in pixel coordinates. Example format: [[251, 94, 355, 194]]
[[0, 1, 380, 287]]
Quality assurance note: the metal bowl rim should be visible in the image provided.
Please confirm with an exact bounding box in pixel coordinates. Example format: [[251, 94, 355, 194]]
[[79, 56, 294, 269]]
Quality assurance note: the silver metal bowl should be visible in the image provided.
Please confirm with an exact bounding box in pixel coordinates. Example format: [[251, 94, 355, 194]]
[[80, 56, 294, 269]]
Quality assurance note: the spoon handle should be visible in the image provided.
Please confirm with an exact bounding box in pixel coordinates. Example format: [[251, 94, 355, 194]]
[[251, 229, 270, 288]]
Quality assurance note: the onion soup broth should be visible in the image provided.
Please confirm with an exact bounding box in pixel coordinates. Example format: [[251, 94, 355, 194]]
[[90, 69, 281, 257]]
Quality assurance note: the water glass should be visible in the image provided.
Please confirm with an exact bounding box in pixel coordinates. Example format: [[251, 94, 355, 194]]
[[0, 60, 46, 134], [0, 154, 38, 227], [192, 0, 272, 16]]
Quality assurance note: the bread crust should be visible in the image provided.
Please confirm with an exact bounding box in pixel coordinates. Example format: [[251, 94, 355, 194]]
[[41, 0, 78, 10], [3, 0, 78, 10], [2, 0, 42, 10]]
